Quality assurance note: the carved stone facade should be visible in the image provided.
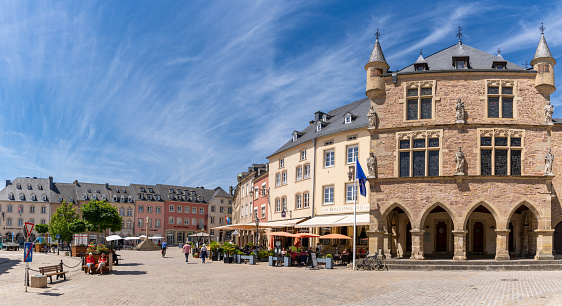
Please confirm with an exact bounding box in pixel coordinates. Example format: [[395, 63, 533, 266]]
[[365, 32, 561, 261]]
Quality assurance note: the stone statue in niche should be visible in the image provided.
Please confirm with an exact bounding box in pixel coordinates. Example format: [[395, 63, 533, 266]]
[[367, 152, 377, 177], [544, 101, 554, 125], [347, 166, 355, 181], [455, 99, 465, 123], [545, 148, 554, 175], [367, 105, 377, 128], [455, 147, 465, 175]]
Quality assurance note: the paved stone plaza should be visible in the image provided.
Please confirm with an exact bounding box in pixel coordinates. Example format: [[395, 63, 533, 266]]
[[1, 247, 562, 305]]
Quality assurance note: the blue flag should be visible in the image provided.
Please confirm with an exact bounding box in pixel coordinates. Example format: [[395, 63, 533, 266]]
[[356, 159, 367, 197]]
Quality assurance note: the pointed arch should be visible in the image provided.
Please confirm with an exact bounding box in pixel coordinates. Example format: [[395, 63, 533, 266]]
[[505, 200, 541, 229], [380, 202, 415, 228], [418, 202, 457, 230], [460, 200, 500, 231]]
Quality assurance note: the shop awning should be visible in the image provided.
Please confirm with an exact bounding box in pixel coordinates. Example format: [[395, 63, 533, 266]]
[[259, 218, 307, 228], [295, 215, 348, 228], [332, 213, 370, 226]]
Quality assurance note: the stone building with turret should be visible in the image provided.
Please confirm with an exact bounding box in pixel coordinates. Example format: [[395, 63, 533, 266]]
[[365, 28, 562, 261]]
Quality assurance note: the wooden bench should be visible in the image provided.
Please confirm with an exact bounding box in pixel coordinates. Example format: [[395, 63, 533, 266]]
[[82, 263, 110, 274], [39, 265, 68, 284]]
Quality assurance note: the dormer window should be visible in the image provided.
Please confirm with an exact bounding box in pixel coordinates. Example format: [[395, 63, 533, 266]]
[[121, 195, 125, 202], [316, 122, 322, 131], [113, 195, 118, 202], [149, 188, 153, 193], [122, 188, 127, 193], [58, 196, 62, 202], [148, 194, 153, 200], [140, 187, 146, 192], [69, 197, 73, 203], [92, 194, 97, 200], [96, 189, 100, 193], [292, 132, 298, 142], [31, 194, 37, 201], [87, 189, 91, 193], [16, 184, 21, 189], [27, 184, 32, 190], [43, 194, 48, 201], [19, 193, 25, 200], [343, 112, 356, 124], [138, 193, 143, 199], [169, 194, 174, 200], [128, 196, 133, 203], [83, 193, 88, 200], [414, 63, 429, 71], [116, 189, 119, 193], [8, 193, 14, 200], [37, 184, 43, 190], [169, 188, 174, 193], [177, 189, 181, 194], [492, 61, 507, 69], [322, 114, 329, 122], [453, 56, 469, 69], [102, 194, 106, 200]]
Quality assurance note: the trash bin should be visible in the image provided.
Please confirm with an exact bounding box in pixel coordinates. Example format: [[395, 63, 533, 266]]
[[30, 275, 47, 288]]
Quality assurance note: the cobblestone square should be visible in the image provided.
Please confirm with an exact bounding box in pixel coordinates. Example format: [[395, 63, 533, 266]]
[[2, 248, 562, 305]]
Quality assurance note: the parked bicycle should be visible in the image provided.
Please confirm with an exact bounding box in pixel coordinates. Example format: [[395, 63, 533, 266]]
[[357, 252, 387, 271]]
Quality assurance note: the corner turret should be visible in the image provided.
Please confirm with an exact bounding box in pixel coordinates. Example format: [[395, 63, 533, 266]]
[[365, 30, 389, 100], [531, 25, 556, 96]]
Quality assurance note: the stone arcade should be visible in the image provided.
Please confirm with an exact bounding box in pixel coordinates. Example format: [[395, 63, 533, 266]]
[[366, 27, 562, 261]]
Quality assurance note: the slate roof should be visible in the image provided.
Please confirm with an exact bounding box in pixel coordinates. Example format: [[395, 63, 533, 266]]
[[0, 177, 53, 202], [268, 98, 370, 158], [211, 187, 232, 200], [156, 184, 215, 203], [51, 182, 79, 204], [399, 43, 526, 73], [107, 184, 133, 203], [367, 38, 388, 65], [73, 182, 112, 202], [532, 34, 554, 62], [129, 184, 161, 202]]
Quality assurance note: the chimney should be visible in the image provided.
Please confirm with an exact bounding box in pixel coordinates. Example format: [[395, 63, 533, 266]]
[[6, 180, 11, 187], [314, 111, 325, 122], [73, 180, 79, 185], [49, 176, 54, 190], [229, 186, 233, 195], [106, 183, 110, 189], [200, 186, 204, 189]]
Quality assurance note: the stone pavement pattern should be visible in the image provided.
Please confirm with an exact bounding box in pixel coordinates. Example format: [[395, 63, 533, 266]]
[[1, 247, 562, 305]]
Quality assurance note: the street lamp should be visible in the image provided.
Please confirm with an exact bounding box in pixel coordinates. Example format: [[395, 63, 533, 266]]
[[255, 215, 260, 250]]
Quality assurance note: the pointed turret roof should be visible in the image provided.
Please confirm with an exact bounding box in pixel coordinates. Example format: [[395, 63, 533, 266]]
[[415, 54, 426, 63], [367, 38, 388, 66], [532, 34, 554, 62]]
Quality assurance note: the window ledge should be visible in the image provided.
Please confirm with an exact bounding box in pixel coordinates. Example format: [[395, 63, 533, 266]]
[[369, 175, 553, 183]]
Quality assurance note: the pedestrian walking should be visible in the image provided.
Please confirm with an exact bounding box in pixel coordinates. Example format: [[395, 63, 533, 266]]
[[183, 241, 192, 263], [200, 244, 208, 264]]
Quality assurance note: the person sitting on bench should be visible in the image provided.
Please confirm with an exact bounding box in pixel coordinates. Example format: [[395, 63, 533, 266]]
[[86, 253, 96, 274], [96, 253, 107, 274]]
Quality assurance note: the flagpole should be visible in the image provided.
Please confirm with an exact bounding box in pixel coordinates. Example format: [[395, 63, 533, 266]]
[[353, 162, 357, 271]]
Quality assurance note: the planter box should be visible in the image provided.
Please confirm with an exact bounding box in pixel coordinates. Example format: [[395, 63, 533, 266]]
[[71, 246, 88, 257], [30, 275, 47, 288], [240, 255, 256, 265], [259, 257, 269, 262], [284, 257, 291, 267], [211, 254, 219, 261], [223, 256, 234, 264], [35, 245, 45, 252], [317, 258, 334, 269]]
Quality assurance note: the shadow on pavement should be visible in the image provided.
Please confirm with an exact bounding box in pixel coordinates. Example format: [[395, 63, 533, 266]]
[[112, 270, 147, 275], [0, 258, 21, 274], [38, 292, 64, 296], [117, 263, 143, 266]]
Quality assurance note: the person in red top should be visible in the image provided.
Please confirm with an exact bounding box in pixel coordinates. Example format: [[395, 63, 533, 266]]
[[86, 253, 96, 274], [96, 253, 108, 275]]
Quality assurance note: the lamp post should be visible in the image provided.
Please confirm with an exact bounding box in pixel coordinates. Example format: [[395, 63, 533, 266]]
[[255, 216, 260, 250]]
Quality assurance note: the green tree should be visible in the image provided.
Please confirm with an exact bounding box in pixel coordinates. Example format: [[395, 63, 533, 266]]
[[49, 201, 79, 244], [68, 220, 87, 234], [35, 224, 49, 235], [81, 200, 122, 244]]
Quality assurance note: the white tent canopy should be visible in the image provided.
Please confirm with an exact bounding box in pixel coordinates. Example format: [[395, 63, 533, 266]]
[[105, 235, 124, 241], [148, 236, 164, 240], [124, 237, 140, 240]]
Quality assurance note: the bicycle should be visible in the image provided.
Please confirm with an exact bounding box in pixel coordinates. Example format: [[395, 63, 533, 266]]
[[358, 252, 387, 271], [162, 248, 166, 257]]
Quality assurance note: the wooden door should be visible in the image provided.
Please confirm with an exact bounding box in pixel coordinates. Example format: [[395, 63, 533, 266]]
[[473, 222, 484, 252], [436, 222, 447, 252], [406, 222, 412, 252]]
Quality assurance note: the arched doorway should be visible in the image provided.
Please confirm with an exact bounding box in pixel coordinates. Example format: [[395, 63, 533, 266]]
[[465, 205, 496, 258], [386, 206, 412, 258], [555, 222, 562, 255], [422, 205, 454, 258], [508, 204, 538, 258]]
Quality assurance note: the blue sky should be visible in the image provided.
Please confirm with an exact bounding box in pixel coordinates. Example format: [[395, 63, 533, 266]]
[[0, 0, 560, 190]]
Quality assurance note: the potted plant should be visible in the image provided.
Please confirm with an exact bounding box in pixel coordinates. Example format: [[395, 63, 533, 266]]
[[283, 252, 291, 267], [257, 250, 269, 262], [194, 252, 200, 258], [209, 241, 220, 261], [222, 242, 235, 263]]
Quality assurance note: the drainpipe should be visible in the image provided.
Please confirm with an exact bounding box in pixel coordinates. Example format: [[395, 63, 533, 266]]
[[311, 138, 317, 241]]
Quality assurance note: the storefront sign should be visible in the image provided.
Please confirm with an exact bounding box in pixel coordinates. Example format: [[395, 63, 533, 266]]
[[320, 205, 369, 214]]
